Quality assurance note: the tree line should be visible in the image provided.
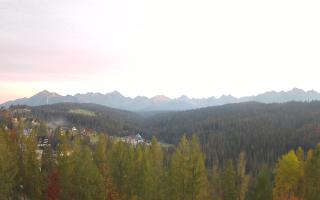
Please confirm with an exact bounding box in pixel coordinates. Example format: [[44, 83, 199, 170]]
[[11, 101, 320, 174], [1, 125, 320, 200]]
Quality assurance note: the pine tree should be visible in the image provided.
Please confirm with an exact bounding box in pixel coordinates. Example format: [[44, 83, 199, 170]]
[[222, 160, 237, 200], [57, 135, 76, 200], [109, 141, 133, 199], [143, 137, 165, 200], [7, 129, 23, 199], [210, 165, 224, 200], [73, 145, 105, 200], [131, 145, 144, 200], [237, 152, 250, 200], [169, 135, 191, 200], [248, 165, 272, 200], [21, 134, 43, 199], [304, 145, 320, 200], [169, 135, 209, 200], [188, 135, 209, 200], [295, 147, 305, 198], [94, 135, 121, 200], [0, 131, 18, 199]]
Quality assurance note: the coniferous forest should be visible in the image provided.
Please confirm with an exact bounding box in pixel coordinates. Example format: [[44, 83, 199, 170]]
[[1, 102, 320, 199]]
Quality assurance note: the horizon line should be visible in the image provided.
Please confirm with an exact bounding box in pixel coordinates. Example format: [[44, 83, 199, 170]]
[[1, 87, 317, 104]]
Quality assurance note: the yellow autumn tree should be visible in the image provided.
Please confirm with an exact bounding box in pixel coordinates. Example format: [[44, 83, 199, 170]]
[[273, 150, 302, 200]]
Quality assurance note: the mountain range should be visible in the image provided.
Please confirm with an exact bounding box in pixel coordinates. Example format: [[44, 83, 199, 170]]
[[2, 88, 320, 111]]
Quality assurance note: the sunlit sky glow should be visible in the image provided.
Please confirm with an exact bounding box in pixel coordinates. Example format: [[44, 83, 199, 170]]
[[1, 0, 320, 103]]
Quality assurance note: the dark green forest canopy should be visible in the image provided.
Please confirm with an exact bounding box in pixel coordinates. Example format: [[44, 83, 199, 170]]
[[9, 101, 320, 169], [2, 102, 320, 199]]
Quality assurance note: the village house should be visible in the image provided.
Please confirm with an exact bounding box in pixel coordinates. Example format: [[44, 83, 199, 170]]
[[72, 126, 77, 132], [23, 128, 32, 136], [36, 136, 50, 160], [120, 133, 146, 146], [37, 136, 50, 149]]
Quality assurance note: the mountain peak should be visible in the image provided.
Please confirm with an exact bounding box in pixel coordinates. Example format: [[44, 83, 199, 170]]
[[38, 90, 50, 95], [108, 91, 123, 97], [32, 90, 59, 98], [3, 88, 320, 111], [177, 95, 190, 101], [151, 95, 170, 102], [290, 87, 304, 93]]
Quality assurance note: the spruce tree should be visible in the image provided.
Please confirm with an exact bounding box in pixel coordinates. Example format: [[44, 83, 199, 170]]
[[143, 137, 165, 200], [222, 160, 237, 200], [248, 165, 272, 200], [188, 135, 209, 200], [304, 145, 320, 200], [169, 135, 190, 200], [237, 152, 250, 200]]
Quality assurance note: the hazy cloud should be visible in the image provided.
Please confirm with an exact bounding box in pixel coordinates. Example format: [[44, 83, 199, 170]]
[[1, 0, 320, 103]]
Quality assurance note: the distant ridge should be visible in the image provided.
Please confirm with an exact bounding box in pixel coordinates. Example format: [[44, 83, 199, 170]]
[[2, 88, 320, 111]]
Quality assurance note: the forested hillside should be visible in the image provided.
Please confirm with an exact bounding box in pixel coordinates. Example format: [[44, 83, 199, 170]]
[[10, 101, 320, 171], [145, 101, 320, 169], [13, 103, 142, 136], [1, 117, 320, 199]]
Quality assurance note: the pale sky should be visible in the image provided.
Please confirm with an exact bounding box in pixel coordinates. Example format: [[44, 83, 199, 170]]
[[1, 0, 320, 103]]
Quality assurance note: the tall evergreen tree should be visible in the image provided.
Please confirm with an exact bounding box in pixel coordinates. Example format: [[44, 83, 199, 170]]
[[188, 135, 209, 200], [222, 160, 238, 200], [73, 145, 105, 200], [248, 165, 272, 200], [94, 135, 121, 200], [143, 137, 165, 200], [210, 166, 224, 200], [0, 131, 18, 199], [109, 141, 134, 199], [57, 136, 76, 200], [169, 135, 191, 200], [169, 135, 209, 200], [304, 145, 320, 200], [237, 152, 250, 200], [21, 135, 43, 199]]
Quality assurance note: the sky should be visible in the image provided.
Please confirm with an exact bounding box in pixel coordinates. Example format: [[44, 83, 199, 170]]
[[1, 0, 320, 103]]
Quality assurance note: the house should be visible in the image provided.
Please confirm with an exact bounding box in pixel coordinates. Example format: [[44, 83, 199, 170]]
[[32, 119, 40, 126], [35, 136, 50, 160], [37, 136, 50, 149], [12, 117, 18, 124], [23, 128, 32, 136], [120, 133, 145, 146]]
